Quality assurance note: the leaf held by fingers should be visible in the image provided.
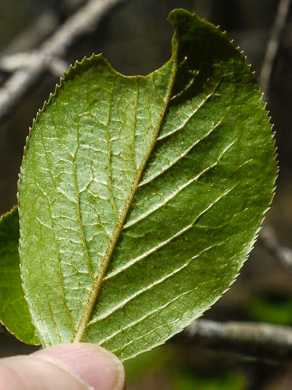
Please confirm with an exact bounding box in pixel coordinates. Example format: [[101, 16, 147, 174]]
[[18, 9, 277, 360]]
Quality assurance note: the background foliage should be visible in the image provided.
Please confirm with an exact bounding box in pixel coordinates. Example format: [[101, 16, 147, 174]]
[[0, 0, 291, 389]]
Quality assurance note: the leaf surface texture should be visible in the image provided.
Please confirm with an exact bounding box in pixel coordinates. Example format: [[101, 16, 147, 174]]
[[18, 10, 277, 360]]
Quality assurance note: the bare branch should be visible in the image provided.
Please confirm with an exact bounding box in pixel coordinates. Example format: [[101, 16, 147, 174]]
[[0, 52, 69, 78], [259, 225, 292, 273], [174, 319, 292, 362], [259, 0, 291, 97], [0, 0, 124, 123]]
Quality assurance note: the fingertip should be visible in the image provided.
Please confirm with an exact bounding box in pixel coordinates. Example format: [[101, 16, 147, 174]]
[[34, 343, 125, 390]]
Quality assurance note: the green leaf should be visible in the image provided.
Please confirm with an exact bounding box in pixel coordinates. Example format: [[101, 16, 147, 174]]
[[0, 208, 39, 344], [18, 9, 277, 360]]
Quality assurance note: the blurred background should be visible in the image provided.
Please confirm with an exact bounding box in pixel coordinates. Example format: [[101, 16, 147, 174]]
[[0, 0, 291, 389]]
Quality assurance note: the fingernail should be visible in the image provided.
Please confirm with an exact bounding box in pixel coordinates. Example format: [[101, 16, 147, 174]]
[[34, 343, 125, 390]]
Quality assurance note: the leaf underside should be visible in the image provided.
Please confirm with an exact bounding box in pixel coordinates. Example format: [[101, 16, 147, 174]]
[[17, 10, 276, 360]]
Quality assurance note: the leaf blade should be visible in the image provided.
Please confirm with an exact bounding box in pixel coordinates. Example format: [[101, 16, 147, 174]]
[[19, 10, 277, 360]]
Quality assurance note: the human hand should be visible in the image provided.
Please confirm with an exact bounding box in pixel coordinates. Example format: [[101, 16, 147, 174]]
[[0, 343, 125, 390]]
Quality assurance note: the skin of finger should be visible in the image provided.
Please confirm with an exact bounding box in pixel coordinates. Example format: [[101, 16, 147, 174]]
[[34, 344, 125, 390], [0, 344, 126, 390], [0, 355, 92, 390]]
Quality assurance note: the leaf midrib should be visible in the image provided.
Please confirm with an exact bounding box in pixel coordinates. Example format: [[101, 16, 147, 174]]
[[72, 61, 177, 343]]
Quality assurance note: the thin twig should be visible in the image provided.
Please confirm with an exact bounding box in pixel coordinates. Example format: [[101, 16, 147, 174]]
[[0, 53, 69, 78], [259, 225, 292, 273], [0, 0, 124, 122], [174, 319, 292, 362], [259, 0, 291, 97]]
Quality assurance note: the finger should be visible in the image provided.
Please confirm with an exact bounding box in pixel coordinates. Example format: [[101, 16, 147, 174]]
[[0, 343, 125, 390]]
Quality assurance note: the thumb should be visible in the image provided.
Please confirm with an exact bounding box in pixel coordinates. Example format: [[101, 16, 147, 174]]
[[0, 343, 125, 390]]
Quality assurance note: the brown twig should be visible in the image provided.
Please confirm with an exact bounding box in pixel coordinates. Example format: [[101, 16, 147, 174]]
[[175, 319, 292, 362]]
